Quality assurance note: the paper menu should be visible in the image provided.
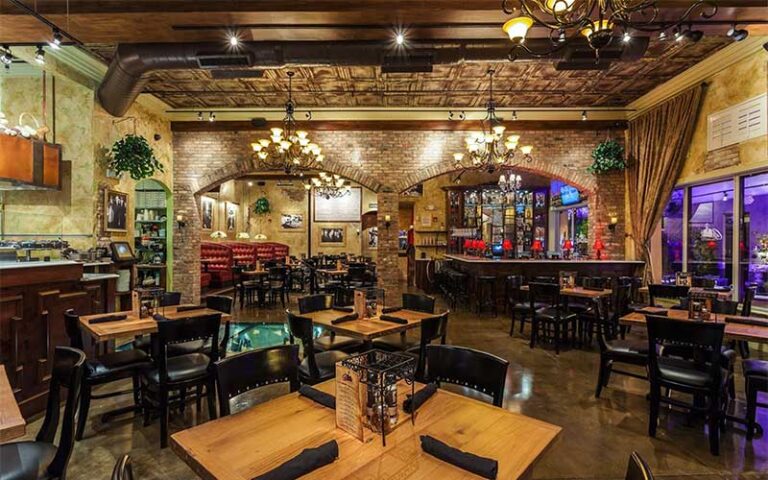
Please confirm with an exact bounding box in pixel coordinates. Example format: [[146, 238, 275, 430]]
[[335, 363, 365, 441]]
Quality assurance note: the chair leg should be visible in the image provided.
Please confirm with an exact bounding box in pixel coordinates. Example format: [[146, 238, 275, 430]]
[[75, 383, 92, 440], [206, 380, 217, 420], [509, 311, 516, 336], [180, 387, 187, 413], [648, 386, 660, 437], [160, 389, 169, 449], [519, 313, 526, 334], [529, 319, 537, 349], [746, 379, 758, 441], [708, 399, 721, 456], [195, 384, 203, 413], [554, 322, 561, 355], [595, 357, 610, 398], [132, 374, 141, 406]]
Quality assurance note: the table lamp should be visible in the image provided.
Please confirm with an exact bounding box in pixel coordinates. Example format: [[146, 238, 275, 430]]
[[502, 239, 513, 258], [594, 239, 605, 260], [531, 239, 543, 259], [562, 239, 573, 260]]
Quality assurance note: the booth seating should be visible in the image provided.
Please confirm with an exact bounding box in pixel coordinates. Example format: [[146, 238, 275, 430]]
[[228, 242, 290, 264], [200, 272, 212, 289], [228, 242, 258, 266], [200, 242, 234, 287]]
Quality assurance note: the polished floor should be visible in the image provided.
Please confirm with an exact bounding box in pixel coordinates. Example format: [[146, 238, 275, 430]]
[[22, 289, 768, 480]]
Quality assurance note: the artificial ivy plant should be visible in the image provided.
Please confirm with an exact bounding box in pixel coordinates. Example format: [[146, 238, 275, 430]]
[[587, 139, 625, 174], [109, 134, 164, 180], [253, 196, 271, 215]]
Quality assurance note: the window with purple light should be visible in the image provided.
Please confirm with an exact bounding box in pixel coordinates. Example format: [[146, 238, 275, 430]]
[[740, 172, 768, 303], [661, 188, 684, 282], [688, 180, 734, 287]]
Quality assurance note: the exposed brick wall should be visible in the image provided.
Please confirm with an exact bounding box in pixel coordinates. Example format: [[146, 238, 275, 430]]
[[172, 128, 625, 301], [698, 144, 740, 174]]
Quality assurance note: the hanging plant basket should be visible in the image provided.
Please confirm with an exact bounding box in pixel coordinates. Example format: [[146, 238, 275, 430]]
[[253, 196, 271, 215], [587, 140, 625, 174], [109, 134, 164, 181]]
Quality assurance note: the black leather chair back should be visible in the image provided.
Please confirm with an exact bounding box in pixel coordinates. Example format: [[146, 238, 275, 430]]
[[38, 346, 86, 478], [425, 345, 508, 407], [298, 294, 333, 314], [594, 297, 611, 353], [206, 295, 233, 314], [286, 311, 320, 379], [402, 293, 436, 314], [63, 309, 84, 350], [412, 312, 449, 379], [646, 315, 724, 388], [112, 455, 134, 480], [583, 276, 610, 289], [160, 291, 182, 307], [610, 283, 632, 319], [625, 452, 654, 480], [742, 285, 757, 316], [214, 345, 300, 416], [648, 284, 690, 305], [529, 282, 562, 309], [712, 300, 738, 315], [534, 276, 556, 284], [152, 314, 221, 383]]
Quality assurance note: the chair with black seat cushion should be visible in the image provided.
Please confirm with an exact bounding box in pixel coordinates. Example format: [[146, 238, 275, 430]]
[[266, 266, 289, 307], [373, 293, 437, 352], [403, 311, 449, 380], [111, 455, 134, 480], [214, 345, 300, 416], [141, 313, 221, 448], [647, 284, 689, 308], [206, 295, 234, 359], [298, 294, 364, 353], [424, 345, 508, 407], [286, 310, 349, 385], [529, 282, 578, 355], [63, 310, 150, 441], [594, 294, 648, 398], [0, 347, 85, 480], [159, 291, 182, 307], [742, 358, 768, 441], [625, 452, 654, 480], [505, 275, 536, 335], [646, 315, 729, 455]]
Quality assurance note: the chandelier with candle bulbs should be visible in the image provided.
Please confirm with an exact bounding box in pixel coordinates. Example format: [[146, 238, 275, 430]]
[[451, 69, 533, 174], [501, 0, 718, 61], [250, 71, 324, 175], [305, 172, 351, 200]]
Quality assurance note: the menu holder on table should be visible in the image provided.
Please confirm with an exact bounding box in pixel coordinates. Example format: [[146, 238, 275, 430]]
[[379, 315, 408, 325], [420, 435, 498, 480], [251, 440, 339, 480], [89, 314, 127, 324], [335, 363, 367, 442], [724, 316, 768, 328]]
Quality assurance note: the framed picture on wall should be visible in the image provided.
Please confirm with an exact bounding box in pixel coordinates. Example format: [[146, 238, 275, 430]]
[[104, 189, 128, 233], [314, 187, 362, 222], [320, 227, 345, 246], [225, 202, 238, 231], [280, 212, 305, 232], [201, 196, 215, 230], [366, 226, 378, 249]]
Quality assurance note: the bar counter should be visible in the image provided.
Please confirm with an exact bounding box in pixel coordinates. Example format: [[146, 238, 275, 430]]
[[0, 260, 117, 417]]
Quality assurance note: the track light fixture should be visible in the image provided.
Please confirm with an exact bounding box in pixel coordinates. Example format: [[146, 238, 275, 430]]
[[726, 24, 749, 42], [622, 31, 631, 43], [0, 46, 12, 66], [208, 112, 216, 122], [48, 29, 63, 50], [197, 111, 203, 121], [581, 110, 588, 121], [511, 110, 518, 121], [34, 46, 45, 65]]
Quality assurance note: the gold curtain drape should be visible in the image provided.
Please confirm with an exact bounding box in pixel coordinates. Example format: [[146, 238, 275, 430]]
[[626, 85, 705, 282]]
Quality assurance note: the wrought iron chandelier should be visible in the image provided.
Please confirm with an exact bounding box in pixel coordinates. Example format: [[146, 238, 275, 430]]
[[304, 172, 351, 200], [451, 69, 533, 174], [250, 71, 323, 175], [502, 0, 718, 61]]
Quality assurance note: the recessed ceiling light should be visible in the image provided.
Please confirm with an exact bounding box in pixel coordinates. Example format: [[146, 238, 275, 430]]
[[247, 181, 253, 187], [228, 34, 239, 46], [395, 33, 405, 45]]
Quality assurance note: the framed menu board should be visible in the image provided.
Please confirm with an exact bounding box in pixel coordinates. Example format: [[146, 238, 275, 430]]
[[314, 187, 362, 222]]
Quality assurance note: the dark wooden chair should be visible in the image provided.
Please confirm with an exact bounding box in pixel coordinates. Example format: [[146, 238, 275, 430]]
[[424, 345, 509, 407], [647, 284, 689, 308], [298, 294, 364, 353], [111, 455, 134, 480], [625, 452, 654, 480], [646, 315, 728, 455], [206, 295, 234, 359], [63, 309, 151, 440], [159, 291, 182, 307], [266, 266, 289, 307], [373, 293, 437, 352], [529, 282, 578, 354], [141, 313, 222, 448], [0, 347, 86, 480], [506, 275, 539, 335], [743, 358, 768, 441], [214, 345, 300, 416], [286, 310, 349, 385], [404, 311, 449, 380]]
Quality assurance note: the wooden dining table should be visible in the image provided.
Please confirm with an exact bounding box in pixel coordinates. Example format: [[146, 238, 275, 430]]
[[302, 308, 436, 343], [79, 305, 233, 343], [171, 379, 561, 480], [0, 365, 26, 443], [637, 286, 733, 301], [520, 285, 612, 299]]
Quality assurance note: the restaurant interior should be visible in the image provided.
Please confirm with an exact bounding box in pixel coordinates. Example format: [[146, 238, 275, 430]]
[[0, 1, 767, 479]]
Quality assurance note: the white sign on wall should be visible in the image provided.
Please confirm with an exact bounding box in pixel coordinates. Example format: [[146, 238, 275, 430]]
[[314, 187, 362, 222]]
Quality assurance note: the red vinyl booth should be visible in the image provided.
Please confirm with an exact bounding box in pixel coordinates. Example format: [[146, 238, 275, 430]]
[[200, 242, 233, 287], [228, 242, 258, 266], [264, 242, 290, 259]]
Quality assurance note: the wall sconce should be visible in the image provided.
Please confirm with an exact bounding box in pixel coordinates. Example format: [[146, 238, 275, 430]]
[[355, 228, 361, 236], [384, 214, 391, 229], [176, 214, 186, 229], [608, 216, 618, 232]]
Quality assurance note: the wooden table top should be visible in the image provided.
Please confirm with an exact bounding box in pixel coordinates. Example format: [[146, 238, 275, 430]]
[[620, 307, 768, 343], [79, 306, 232, 342], [317, 268, 349, 276], [171, 380, 561, 480], [520, 285, 612, 299], [0, 365, 26, 443], [638, 286, 733, 300], [303, 309, 435, 341], [241, 269, 269, 276]]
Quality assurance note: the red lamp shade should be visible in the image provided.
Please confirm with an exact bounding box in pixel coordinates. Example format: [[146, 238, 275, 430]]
[[593, 239, 605, 251], [502, 239, 513, 251], [707, 240, 717, 249], [562, 239, 573, 250], [463, 239, 472, 250], [531, 239, 543, 252], [477, 240, 486, 250]]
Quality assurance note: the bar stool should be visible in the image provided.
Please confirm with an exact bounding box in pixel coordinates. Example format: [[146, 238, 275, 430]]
[[475, 275, 498, 315]]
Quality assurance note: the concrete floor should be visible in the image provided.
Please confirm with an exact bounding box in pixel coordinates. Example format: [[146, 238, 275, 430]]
[[21, 290, 768, 480]]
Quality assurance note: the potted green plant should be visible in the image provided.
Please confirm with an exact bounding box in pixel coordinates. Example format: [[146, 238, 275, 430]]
[[109, 134, 164, 180], [253, 196, 271, 215], [587, 139, 625, 174]]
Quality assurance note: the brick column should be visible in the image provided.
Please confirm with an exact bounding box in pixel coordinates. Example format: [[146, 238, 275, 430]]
[[172, 185, 201, 304], [376, 189, 403, 298], [590, 170, 626, 260]]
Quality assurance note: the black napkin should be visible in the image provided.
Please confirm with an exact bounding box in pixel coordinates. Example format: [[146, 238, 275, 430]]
[[331, 314, 358, 325], [332, 306, 354, 313], [299, 385, 336, 409], [89, 314, 127, 324], [252, 440, 339, 480], [382, 306, 402, 314], [176, 305, 206, 312], [641, 308, 667, 316], [582, 286, 604, 292], [420, 435, 498, 480], [725, 316, 768, 327], [379, 314, 408, 325], [403, 383, 437, 413]]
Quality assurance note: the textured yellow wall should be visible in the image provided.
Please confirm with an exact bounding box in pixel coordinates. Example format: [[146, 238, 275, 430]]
[[682, 50, 768, 179]]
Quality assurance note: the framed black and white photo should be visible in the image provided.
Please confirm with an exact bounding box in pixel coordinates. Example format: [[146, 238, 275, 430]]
[[201, 196, 215, 230], [226, 202, 238, 231], [320, 227, 345, 246], [104, 189, 128, 233], [366, 226, 378, 249], [280, 212, 305, 232], [314, 187, 362, 222]]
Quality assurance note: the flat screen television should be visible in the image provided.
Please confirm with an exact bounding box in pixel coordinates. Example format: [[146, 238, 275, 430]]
[[560, 185, 581, 206]]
